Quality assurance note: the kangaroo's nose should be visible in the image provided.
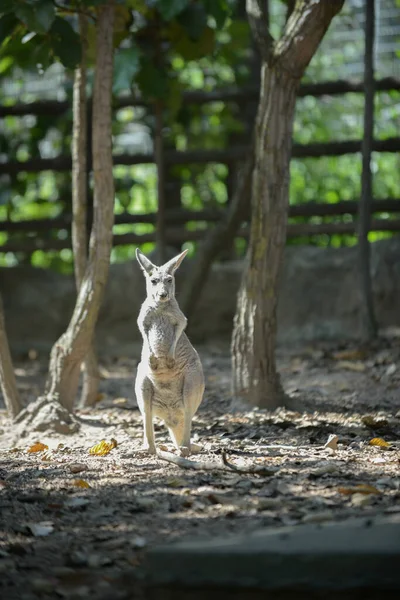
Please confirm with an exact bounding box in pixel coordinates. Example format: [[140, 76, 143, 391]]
[[160, 292, 167, 298]]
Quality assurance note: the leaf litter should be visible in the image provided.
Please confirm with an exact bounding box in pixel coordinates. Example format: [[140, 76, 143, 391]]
[[0, 340, 399, 599]]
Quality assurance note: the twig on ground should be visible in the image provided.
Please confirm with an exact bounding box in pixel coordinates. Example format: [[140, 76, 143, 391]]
[[156, 449, 278, 477], [156, 450, 222, 471], [221, 451, 278, 476]]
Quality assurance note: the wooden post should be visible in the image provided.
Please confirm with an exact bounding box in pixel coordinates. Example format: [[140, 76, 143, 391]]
[[357, 0, 378, 338]]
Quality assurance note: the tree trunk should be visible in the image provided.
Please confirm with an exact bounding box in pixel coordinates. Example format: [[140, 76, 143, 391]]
[[72, 14, 100, 407], [0, 295, 21, 418], [232, 0, 345, 409], [232, 68, 298, 408], [45, 0, 115, 412], [357, 0, 378, 339]]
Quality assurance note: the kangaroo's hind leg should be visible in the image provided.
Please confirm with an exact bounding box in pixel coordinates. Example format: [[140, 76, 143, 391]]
[[168, 368, 204, 456], [135, 365, 156, 454]]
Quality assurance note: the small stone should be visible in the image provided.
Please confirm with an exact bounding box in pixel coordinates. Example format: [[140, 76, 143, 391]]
[[69, 463, 88, 474], [130, 536, 147, 549], [351, 493, 374, 507], [32, 578, 54, 593], [135, 497, 157, 511]]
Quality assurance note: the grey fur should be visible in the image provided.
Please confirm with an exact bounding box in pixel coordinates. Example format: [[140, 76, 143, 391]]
[[135, 249, 205, 456]]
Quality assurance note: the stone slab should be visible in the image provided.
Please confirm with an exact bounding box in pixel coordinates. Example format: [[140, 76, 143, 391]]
[[144, 515, 400, 593]]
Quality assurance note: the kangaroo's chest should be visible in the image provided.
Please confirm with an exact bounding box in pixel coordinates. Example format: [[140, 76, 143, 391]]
[[146, 313, 176, 355]]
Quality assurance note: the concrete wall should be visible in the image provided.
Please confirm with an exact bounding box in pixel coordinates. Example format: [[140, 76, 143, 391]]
[[1, 238, 399, 356]]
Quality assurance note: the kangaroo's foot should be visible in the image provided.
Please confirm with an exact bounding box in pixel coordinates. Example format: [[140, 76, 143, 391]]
[[142, 441, 156, 455], [179, 446, 190, 458]]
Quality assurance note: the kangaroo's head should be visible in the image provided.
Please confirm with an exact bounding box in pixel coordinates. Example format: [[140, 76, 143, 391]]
[[136, 248, 188, 304]]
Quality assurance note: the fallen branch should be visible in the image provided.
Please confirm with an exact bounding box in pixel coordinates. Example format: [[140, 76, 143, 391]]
[[156, 449, 278, 476], [221, 451, 277, 476], [157, 450, 222, 471]]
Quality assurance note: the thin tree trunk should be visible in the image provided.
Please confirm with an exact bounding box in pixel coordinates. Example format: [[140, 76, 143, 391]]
[[232, 68, 298, 408], [44, 0, 115, 412], [0, 295, 21, 418], [232, 0, 345, 409], [357, 0, 378, 339], [72, 13, 100, 407], [154, 100, 166, 264], [181, 151, 254, 319]]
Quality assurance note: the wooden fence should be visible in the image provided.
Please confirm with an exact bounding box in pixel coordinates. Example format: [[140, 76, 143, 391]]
[[1, 76, 400, 254]]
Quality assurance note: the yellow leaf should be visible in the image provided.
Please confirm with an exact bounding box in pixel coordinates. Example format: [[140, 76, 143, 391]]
[[338, 484, 381, 496], [72, 479, 91, 489], [88, 439, 118, 456], [369, 437, 390, 448], [95, 393, 105, 404], [28, 442, 49, 453]]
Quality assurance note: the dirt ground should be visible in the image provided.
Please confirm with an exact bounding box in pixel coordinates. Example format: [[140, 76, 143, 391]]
[[1, 337, 400, 600]]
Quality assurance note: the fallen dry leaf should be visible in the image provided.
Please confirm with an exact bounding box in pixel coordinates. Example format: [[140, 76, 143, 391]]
[[369, 437, 390, 448], [72, 479, 91, 489], [332, 349, 367, 361], [362, 415, 389, 429], [28, 442, 49, 453], [113, 397, 128, 405], [336, 360, 366, 372], [337, 484, 381, 496], [88, 439, 117, 456], [323, 434, 339, 452]]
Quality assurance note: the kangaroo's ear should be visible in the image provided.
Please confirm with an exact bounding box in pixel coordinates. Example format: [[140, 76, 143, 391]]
[[164, 249, 189, 274], [136, 248, 156, 275]]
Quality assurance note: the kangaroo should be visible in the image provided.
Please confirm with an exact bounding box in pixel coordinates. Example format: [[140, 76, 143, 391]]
[[135, 248, 205, 457]]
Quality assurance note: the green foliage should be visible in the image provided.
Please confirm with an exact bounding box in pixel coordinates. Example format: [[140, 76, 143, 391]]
[[15, 0, 55, 34]]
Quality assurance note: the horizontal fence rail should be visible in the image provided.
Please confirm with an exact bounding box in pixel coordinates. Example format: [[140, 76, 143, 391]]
[[1, 77, 399, 118], [1, 137, 400, 175], [1, 199, 399, 233], [1, 219, 400, 254], [1, 198, 400, 253]]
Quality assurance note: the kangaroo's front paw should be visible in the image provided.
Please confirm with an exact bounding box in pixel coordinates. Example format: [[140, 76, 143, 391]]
[[149, 354, 159, 370], [166, 355, 176, 369]]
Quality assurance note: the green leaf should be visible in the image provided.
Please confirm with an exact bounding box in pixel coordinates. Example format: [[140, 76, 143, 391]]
[[203, 0, 229, 29], [15, 0, 55, 34], [113, 46, 140, 94], [0, 0, 16, 15], [155, 0, 190, 22], [50, 17, 81, 69], [0, 12, 18, 41], [136, 58, 168, 100], [177, 4, 207, 40], [169, 23, 215, 60]]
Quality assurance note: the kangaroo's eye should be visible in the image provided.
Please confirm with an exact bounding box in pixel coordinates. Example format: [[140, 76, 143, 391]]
[[166, 276, 172, 282], [151, 278, 158, 285]]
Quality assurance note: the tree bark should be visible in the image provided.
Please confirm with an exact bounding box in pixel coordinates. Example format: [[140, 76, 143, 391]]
[[72, 14, 100, 407], [232, 0, 345, 409], [44, 0, 115, 412], [0, 295, 21, 418], [357, 0, 378, 339]]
